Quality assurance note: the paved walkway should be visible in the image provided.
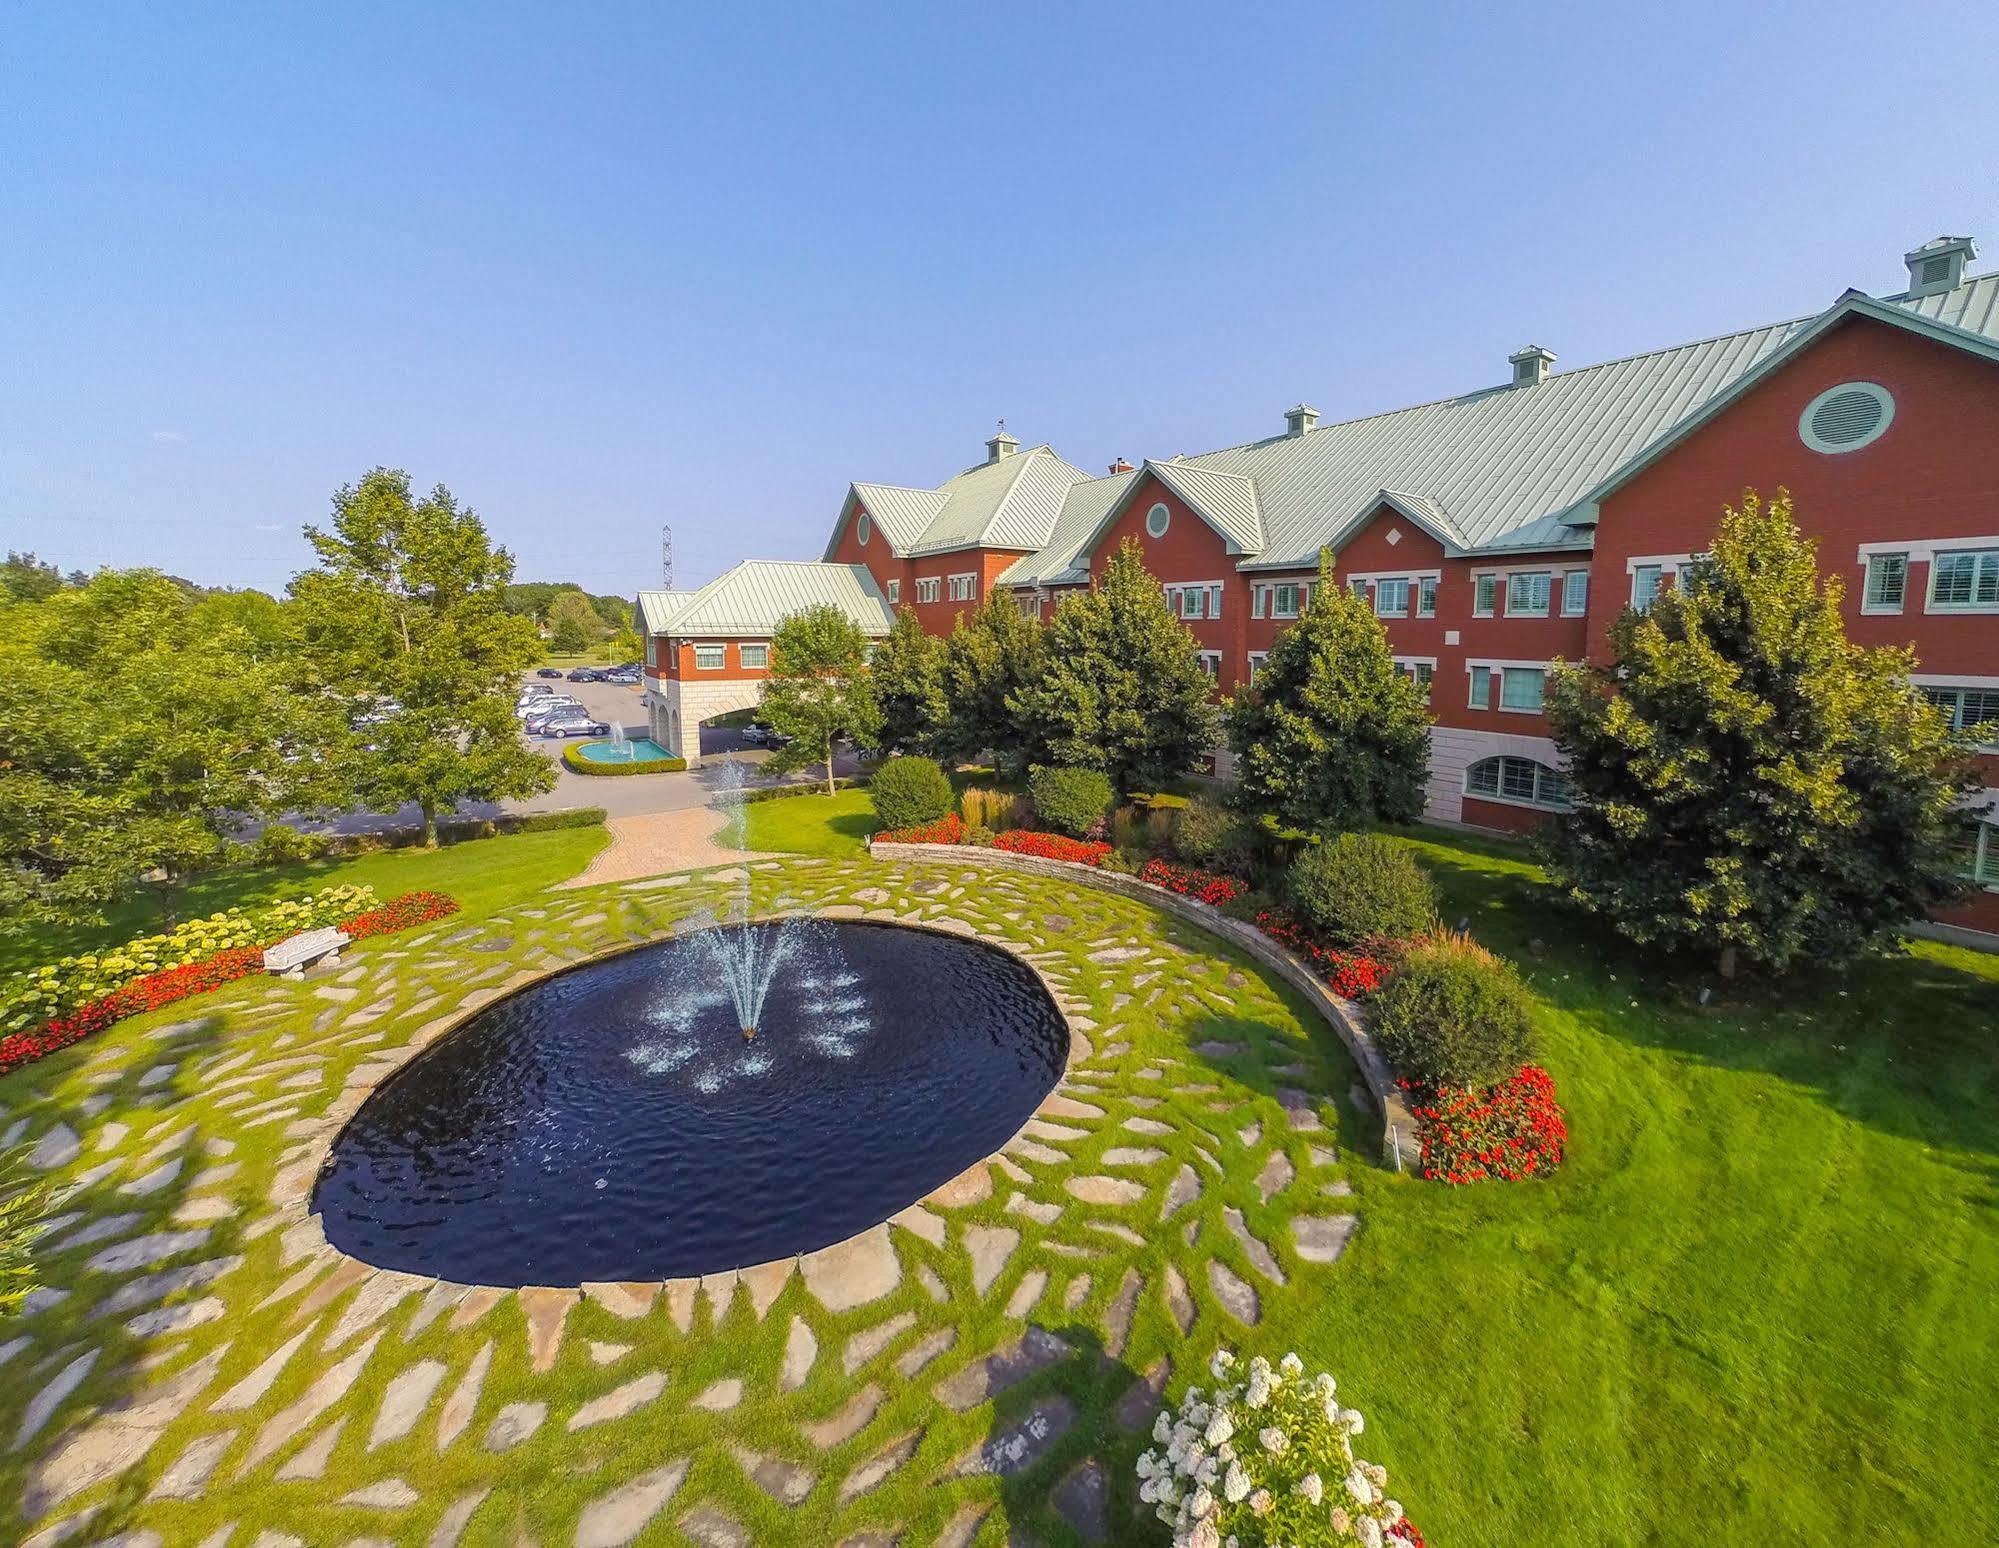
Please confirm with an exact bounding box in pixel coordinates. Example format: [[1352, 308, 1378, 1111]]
[[560, 805, 774, 888]]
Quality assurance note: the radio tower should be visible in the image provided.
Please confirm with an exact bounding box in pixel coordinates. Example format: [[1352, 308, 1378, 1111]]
[[660, 524, 674, 589]]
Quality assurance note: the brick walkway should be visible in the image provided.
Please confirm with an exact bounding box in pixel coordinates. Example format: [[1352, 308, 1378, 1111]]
[[561, 804, 773, 888]]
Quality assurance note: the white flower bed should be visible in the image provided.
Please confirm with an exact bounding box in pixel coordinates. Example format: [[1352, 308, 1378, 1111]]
[[1136, 1351, 1415, 1548]]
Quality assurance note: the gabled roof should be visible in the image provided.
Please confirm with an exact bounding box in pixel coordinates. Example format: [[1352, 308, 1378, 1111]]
[[1145, 461, 1265, 553], [996, 469, 1141, 588], [828, 445, 1095, 560], [634, 589, 698, 635], [644, 561, 895, 639]]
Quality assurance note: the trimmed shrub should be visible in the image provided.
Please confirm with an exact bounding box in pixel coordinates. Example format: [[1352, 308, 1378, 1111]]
[[1287, 832, 1437, 944], [1369, 931, 1536, 1088], [959, 785, 1023, 831], [561, 743, 687, 776], [1171, 797, 1254, 874], [724, 776, 871, 805], [510, 807, 608, 833], [253, 823, 331, 865], [1028, 765, 1114, 838], [870, 756, 954, 832]]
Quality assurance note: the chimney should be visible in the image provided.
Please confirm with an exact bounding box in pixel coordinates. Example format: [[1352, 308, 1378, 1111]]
[[1508, 345, 1556, 388], [1283, 403, 1319, 438], [1109, 457, 1134, 474], [1904, 235, 1976, 297], [985, 422, 1020, 463]]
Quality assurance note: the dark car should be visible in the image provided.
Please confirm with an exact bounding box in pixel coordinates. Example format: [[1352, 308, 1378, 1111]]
[[566, 667, 602, 682], [536, 667, 564, 679], [540, 714, 610, 739]]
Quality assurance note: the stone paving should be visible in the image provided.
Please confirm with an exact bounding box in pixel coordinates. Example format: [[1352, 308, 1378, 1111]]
[[559, 807, 772, 890], [0, 856, 1367, 1546]]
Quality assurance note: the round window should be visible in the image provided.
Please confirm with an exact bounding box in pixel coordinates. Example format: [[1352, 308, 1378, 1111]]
[[1145, 502, 1171, 538], [1798, 382, 1894, 454], [856, 512, 872, 545]]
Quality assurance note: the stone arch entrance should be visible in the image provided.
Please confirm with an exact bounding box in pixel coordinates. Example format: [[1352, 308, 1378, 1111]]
[[643, 677, 767, 764]]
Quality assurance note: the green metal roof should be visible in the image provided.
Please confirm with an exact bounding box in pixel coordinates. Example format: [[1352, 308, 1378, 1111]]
[[641, 562, 894, 639]]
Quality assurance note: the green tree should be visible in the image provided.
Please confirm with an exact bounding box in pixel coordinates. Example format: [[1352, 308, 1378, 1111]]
[[1227, 551, 1432, 833], [1, 1151, 59, 1317], [871, 606, 949, 756], [1544, 490, 1976, 975], [940, 590, 1044, 771], [290, 468, 555, 847], [760, 604, 882, 796], [0, 570, 339, 927], [608, 617, 645, 664], [1009, 539, 1220, 794], [1, 551, 63, 604], [548, 591, 606, 656]]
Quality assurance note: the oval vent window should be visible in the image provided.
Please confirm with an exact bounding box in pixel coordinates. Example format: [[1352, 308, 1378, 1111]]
[[1799, 382, 1894, 453], [856, 512, 871, 545], [1145, 502, 1171, 538]]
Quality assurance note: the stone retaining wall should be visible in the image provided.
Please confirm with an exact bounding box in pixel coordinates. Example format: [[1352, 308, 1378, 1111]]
[[868, 840, 1422, 1167]]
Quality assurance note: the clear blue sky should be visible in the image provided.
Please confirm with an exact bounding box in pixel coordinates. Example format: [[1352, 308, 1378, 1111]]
[[4, 1, 1995, 596]]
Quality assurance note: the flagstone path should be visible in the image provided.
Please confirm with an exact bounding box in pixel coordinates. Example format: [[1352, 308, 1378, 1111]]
[[0, 856, 1369, 1546]]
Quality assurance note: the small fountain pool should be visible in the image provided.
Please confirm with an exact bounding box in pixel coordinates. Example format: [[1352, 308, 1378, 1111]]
[[311, 920, 1068, 1286]]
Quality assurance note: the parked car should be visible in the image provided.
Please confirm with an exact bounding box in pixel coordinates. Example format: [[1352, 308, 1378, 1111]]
[[540, 714, 610, 739], [604, 667, 641, 685], [739, 722, 771, 745], [566, 667, 602, 682], [519, 693, 577, 719], [536, 666, 564, 679], [523, 701, 585, 734]]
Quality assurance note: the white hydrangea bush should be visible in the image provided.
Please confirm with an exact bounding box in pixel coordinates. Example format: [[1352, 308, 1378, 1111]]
[[1135, 1351, 1417, 1548]]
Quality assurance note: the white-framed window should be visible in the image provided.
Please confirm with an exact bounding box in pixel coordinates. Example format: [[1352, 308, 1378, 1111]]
[[1375, 577, 1411, 617], [1499, 667, 1546, 712], [1247, 651, 1268, 682], [1146, 502, 1171, 538], [1561, 570, 1589, 617], [886, 579, 901, 604], [1392, 657, 1435, 691], [693, 644, 726, 671], [1197, 650, 1222, 680], [1954, 817, 1999, 886], [1632, 564, 1663, 612], [1258, 581, 1302, 619], [738, 643, 769, 670], [1465, 755, 1571, 811], [1921, 684, 1999, 742], [1861, 553, 1906, 613], [1417, 576, 1438, 617], [1928, 548, 1999, 611], [1017, 592, 1041, 618], [1469, 665, 1492, 709], [915, 577, 941, 604], [856, 512, 872, 546], [1504, 571, 1552, 617], [1473, 574, 1497, 617], [1165, 583, 1222, 621], [947, 573, 977, 602]]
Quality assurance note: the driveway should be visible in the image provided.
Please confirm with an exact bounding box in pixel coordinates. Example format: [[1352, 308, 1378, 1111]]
[[299, 677, 864, 835]]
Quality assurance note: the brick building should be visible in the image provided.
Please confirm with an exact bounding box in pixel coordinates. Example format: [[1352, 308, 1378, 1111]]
[[639, 236, 1998, 941]]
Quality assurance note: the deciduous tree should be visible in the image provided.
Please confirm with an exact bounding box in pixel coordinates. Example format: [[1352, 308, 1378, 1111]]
[[1227, 551, 1432, 833], [760, 604, 881, 795], [940, 590, 1044, 771], [1543, 490, 1976, 974], [1009, 539, 1220, 793], [290, 468, 555, 846]]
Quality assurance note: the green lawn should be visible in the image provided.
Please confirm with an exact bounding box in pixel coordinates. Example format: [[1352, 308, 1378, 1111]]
[[0, 826, 609, 974], [3, 818, 1993, 1543], [735, 788, 879, 858]]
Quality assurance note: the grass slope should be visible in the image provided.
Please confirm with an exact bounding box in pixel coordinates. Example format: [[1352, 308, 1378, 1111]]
[[736, 789, 878, 858]]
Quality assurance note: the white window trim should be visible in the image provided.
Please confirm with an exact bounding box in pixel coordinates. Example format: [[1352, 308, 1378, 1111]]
[[1858, 552, 1907, 616], [1857, 534, 1999, 562], [1560, 569, 1590, 617], [1255, 580, 1305, 620], [1339, 569, 1441, 586], [1924, 547, 1999, 615], [1956, 809, 1999, 890], [1463, 755, 1573, 813], [692, 644, 726, 671], [1373, 577, 1413, 618], [1624, 552, 1696, 575], [914, 578, 941, 604], [1472, 575, 1497, 617], [1473, 559, 1589, 579], [1196, 650, 1223, 680], [856, 512, 871, 546], [1392, 654, 1438, 670], [947, 572, 978, 601], [1502, 571, 1554, 618], [885, 579, 901, 603], [1247, 650, 1268, 681], [1466, 658, 1554, 714], [1798, 381, 1895, 454], [1146, 502, 1171, 538], [1915, 676, 1999, 750], [738, 643, 769, 669]]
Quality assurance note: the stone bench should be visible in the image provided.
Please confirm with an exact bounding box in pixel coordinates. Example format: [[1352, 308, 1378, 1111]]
[[263, 927, 351, 980]]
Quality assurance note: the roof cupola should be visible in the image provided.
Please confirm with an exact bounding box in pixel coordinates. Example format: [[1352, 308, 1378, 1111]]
[[985, 421, 1020, 462], [1904, 235, 1976, 297], [1508, 345, 1556, 387], [1283, 403, 1318, 437]]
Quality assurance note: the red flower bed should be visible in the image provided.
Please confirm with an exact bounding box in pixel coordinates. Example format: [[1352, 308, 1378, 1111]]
[[1136, 858, 1244, 906], [1254, 911, 1391, 997], [344, 890, 460, 939], [1399, 1063, 1569, 1184], [991, 829, 1111, 866], [875, 812, 965, 845], [1390, 1519, 1427, 1546], [0, 891, 461, 1079]]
